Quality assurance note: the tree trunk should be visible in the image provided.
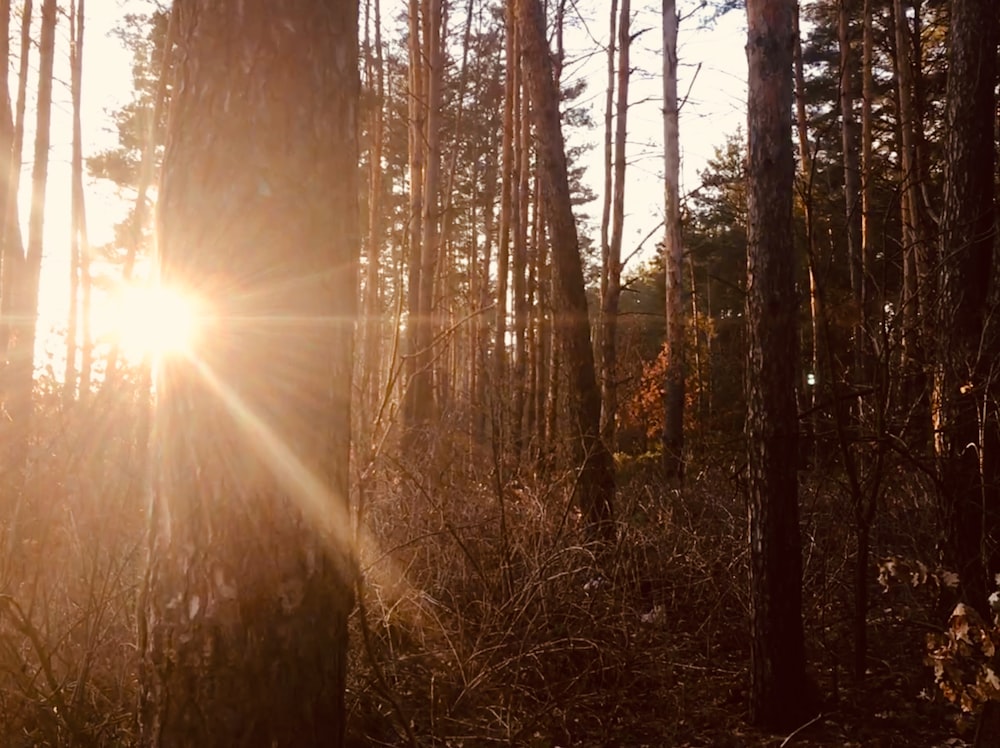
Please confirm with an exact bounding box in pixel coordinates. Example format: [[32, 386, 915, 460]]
[[662, 0, 684, 480], [494, 4, 517, 428], [404, 0, 425, 429], [7, 0, 57, 473], [65, 0, 87, 402], [140, 4, 359, 745], [934, 0, 998, 618], [413, 0, 443, 429], [598, 0, 617, 437], [745, 0, 813, 730], [838, 0, 863, 384], [0, 0, 29, 369], [600, 0, 629, 450], [515, 0, 615, 539], [362, 0, 385, 422]]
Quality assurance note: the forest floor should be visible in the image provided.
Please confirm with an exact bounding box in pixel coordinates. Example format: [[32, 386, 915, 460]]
[[346, 444, 979, 747]]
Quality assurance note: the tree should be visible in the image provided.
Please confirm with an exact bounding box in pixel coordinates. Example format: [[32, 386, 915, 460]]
[[745, 0, 813, 730], [662, 0, 684, 479], [934, 0, 998, 618], [4, 0, 56, 481], [140, 3, 359, 745], [515, 0, 615, 538], [598, 0, 630, 449]]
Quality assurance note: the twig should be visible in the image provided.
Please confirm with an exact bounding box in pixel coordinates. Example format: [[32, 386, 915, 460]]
[[780, 712, 824, 747]]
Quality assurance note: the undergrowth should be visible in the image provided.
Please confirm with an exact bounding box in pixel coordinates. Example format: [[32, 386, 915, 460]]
[[0, 391, 978, 746]]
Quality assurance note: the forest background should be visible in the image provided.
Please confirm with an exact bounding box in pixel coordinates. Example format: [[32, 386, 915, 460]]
[[0, 0, 995, 746]]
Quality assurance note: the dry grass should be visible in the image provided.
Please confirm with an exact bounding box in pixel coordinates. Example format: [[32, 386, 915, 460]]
[[0, 389, 969, 746]]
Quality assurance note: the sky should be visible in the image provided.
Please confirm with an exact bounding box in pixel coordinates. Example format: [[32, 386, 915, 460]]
[[560, 0, 748, 271], [29, 0, 748, 362]]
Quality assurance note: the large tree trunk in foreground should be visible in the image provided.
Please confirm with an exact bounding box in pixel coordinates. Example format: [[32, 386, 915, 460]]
[[934, 0, 998, 619], [515, 0, 615, 538], [745, 0, 813, 731], [140, 3, 359, 746]]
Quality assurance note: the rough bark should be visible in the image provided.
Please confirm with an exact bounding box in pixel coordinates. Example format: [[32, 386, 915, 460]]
[[745, 0, 813, 730], [515, 0, 615, 538], [140, 3, 359, 745], [934, 0, 998, 617], [662, 0, 684, 480]]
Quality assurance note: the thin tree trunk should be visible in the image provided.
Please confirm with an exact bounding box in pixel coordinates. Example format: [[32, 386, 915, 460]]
[[404, 0, 425, 428], [413, 0, 443, 429], [662, 0, 684, 479], [600, 0, 629, 450], [598, 0, 617, 420], [0, 0, 30, 367], [511, 60, 530, 451], [8, 0, 58, 470], [838, 0, 863, 384], [363, 0, 385, 420], [65, 0, 85, 401], [494, 5, 517, 432]]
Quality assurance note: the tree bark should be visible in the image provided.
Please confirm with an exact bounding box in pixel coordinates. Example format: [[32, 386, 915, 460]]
[[662, 0, 684, 480], [140, 3, 359, 745], [745, 0, 813, 730], [515, 0, 615, 538], [600, 0, 630, 450], [934, 0, 998, 617]]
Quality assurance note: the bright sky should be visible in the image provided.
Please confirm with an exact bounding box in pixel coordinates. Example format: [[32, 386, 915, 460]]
[[29, 0, 747, 367], [562, 0, 748, 270]]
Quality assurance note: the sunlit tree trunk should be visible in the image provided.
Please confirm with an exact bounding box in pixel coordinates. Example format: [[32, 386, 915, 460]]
[[934, 0, 998, 618], [0, 0, 29, 368], [600, 0, 629, 450], [0, 0, 15, 363], [598, 0, 617, 434], [7, 0, 57, 471], [64, 0, 88, 402], [515, 0, 615, 538], [745, 0, 812, 730], [662, 0, 684, 480], [361, 0, 385, 421], [404, 0, 425, 429], [494, 4, 516, 434], [511, 62, 530, 451], [140, 3, 359, 744], [412, 0, 443, 429]]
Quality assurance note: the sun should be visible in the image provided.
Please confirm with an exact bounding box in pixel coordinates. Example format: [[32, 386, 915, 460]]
[[107, 284, 203, 362]]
